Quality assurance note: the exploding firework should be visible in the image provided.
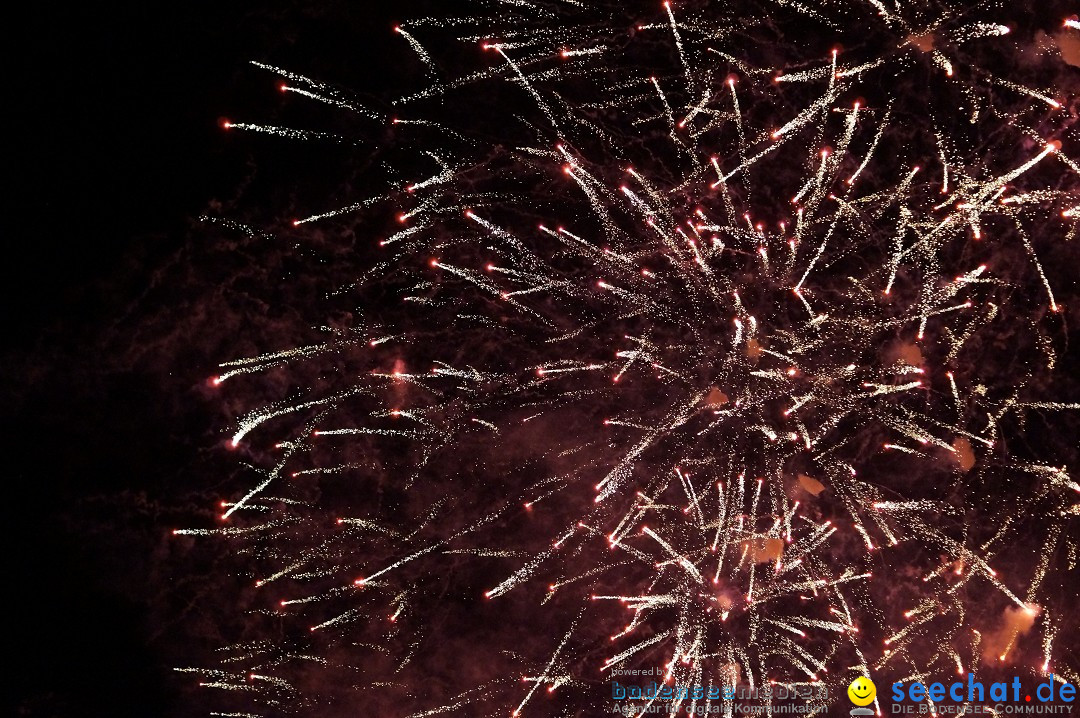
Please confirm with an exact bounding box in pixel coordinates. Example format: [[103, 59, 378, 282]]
[[175, 2, 1079, 716]]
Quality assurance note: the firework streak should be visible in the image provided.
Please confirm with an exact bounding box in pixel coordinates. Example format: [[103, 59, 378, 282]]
[[177, 2, 1079, 716]]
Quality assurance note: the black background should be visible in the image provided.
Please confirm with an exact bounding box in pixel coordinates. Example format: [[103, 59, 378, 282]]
[[6, 3, 408, 715]]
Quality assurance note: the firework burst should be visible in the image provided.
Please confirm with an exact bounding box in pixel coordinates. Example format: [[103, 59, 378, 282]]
[[177, 2, 1079, 716]]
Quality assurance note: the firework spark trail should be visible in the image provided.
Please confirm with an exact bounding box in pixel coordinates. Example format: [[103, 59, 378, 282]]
[[182, 2, 1080, 715]]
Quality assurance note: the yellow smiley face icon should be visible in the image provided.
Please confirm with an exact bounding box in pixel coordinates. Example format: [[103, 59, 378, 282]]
[[848, 676, 876, 706]]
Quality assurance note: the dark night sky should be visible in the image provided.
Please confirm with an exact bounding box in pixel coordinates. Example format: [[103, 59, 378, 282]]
[[5, 3, 412, 715], [7, 5, 240, 715], [6, 3, 1078, 717]]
